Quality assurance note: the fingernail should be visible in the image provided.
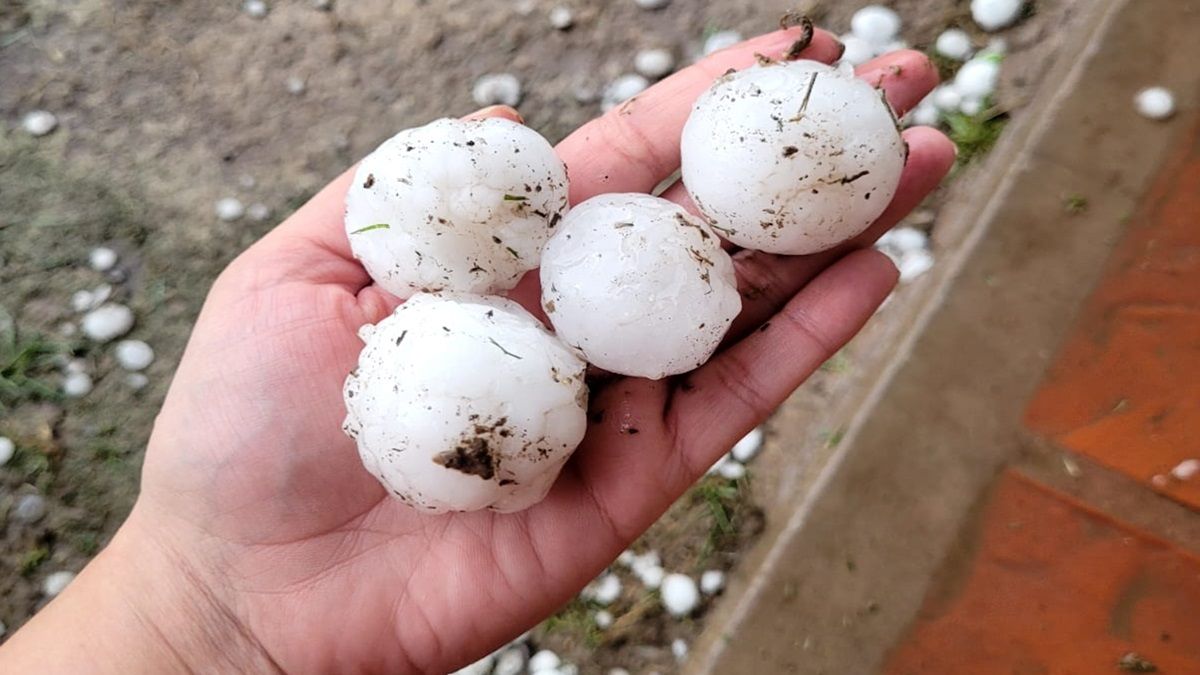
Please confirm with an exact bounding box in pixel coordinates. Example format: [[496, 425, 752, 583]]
[[474, 104, 524, 124], [832, 38, 846, 62]]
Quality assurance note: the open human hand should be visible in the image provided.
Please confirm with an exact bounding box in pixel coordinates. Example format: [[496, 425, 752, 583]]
[[1, 26, 955, 675]]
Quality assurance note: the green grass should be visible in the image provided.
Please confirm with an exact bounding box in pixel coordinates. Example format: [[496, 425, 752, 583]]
[[541, 597, 604, 647], [944, 108, 1008, 165], [0, 308, 68, 411], [20, 546, 49, 575], [1063, 194, 1089, 214]]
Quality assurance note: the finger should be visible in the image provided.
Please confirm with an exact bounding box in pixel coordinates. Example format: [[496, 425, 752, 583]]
[[670, 248, 899, 481], [725, 126, 956, 340], [557, 27, 845, 203]]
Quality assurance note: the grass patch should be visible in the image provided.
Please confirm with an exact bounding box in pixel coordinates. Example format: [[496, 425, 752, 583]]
[[542, 597, 603, 648], [0, 308, 68, 411], [20, 546, 50, 575], [945, 108, 1008, 165], [1063, 194, 1089, 214]]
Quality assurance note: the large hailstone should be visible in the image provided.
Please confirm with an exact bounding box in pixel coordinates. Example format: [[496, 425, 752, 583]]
[[345, 118, 568, 299], [681, 60, 906, 255], [539, 194, 741, 379], [342, 293, 588, 513]]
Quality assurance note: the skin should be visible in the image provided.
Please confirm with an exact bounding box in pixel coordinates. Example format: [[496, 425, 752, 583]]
[[0, 27, 954, 675]]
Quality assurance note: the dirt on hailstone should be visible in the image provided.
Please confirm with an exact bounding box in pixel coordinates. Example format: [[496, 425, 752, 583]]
[[0, 0, 1059, 669]]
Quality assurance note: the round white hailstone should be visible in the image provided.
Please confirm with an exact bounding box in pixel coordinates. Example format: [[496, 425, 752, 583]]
[[932, 85, 964, 112], [1134, 87, 1176, 121], [608, 670, 631, 675], [42, 571, 76, 598], [878, 226, 928, 254], [660, 574, 700, 617], [617, 550, 636, 566], [559, 664, 579, 675], [634, 0, 669, 8], [971, 0, 1022, 32], [1170, 458, 1200, 481], [637, 564, 665, 589], [594, 609, 614, 629], [707, 453, 732, 475], [247, 203, 271, 221], [472, 73, 523, 107], [635, 48, 676, 79], [125, 372, 150, 391], [88, 247, 118, 272], [700, 569, 726, 595], [672, 638, 689, 661], [898, 248, 934, 281], [602, 74, 650, 111], [960, 98, 984, 116], [839, 35, 874, 67], [0, 436, 14, 466], [585, 573, 622, 605], [12, 494, 47, 523], [731, 426, 765, 463], [935, 29, 973, 61], [243, 0, 268, 18], [549, 5, 573, 30], [342, 294, 588, 513], [493, 648, 526, 675], [215, 197, 245, 221], [345, 118, 567, 298], [92, 284, 113, 306], [954, 57, 1000, 100], [71, 289, 96, 313], [850, 5, 901, 47], [539, 194, 741, 379], [529, 650, 561, 673], [114, 340, 155, 371], [22, 110, 58, 137], [63, 371, 93, 398], [682, 60, 906, 255], [82, 303, 134, 343], [286, 75, 306, 95], [703, 30, 742, 56], [718, 459, 746, 480], [908, 101, 940, 127], [451, 653, 495, 675]]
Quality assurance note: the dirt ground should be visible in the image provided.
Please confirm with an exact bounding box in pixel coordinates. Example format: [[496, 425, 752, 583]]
[[0, 0, 1059, 671]]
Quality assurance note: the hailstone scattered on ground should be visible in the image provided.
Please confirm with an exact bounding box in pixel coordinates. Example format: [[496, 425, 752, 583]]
[[935, 29, 973, 61], [660, 573, 700, 617], [1134, 86, 1176, 120], [342, 293, 588, 513], [681, 60, 906, 255], [539, 194, 741, 379], [850, 5, 902, 47], [345, 118, 568, 299]]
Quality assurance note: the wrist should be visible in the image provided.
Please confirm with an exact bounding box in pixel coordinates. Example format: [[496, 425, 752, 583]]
[[0, 506, 281, 674]]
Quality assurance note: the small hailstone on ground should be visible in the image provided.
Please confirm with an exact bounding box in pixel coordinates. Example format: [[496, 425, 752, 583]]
[[286, 75, 306, 95], [450, 653, 495, 675], [594, 609, 614, 629], [215, 196, 245, 221], [960, 98, 984, 116], [700, 569, 726, 595], [954, 57, 1001, 101], [247, 203, 271, 221], [22, 110, 58, 137], [343, 294, 588, 513], [346, 118, 566, 297], [71, 290, 96, 313], [91, 283, 113, 306], [42, 571, 76, 597], [897, 249, 935, 282], [65, 358, 89, 375], [1151, 474, 1169, 488], [82, 303, 134, 343], [909, 100, 940, 127], [718, 459, 746, 480], [971, 0, 1022, 32], [850, 5, 901, 47], [932, 85, 964, 112], [682, 60, 906, 255], [89, 247, 118, 272], [0, 436, 14, 466], [702, 30, 742, 56], [878, 226, 928, 254], [243, 0, 268, 18], [540, 194, 740, 379], [671, 638, 689, 661], [602, 73, 650, 111], [12, 494, 47, 523], [549, 5, 574, 30], [634, 0, 669, 8], [608, 670, 631, 675], [624, 551, 666, 588], [114, 340, 155, 371], [661, 573, 701, 617], [583, 573, 622, 605], [59, 322, 77, 337], [559, 664, 579, 675], [472, 73, 523, 107], [839, 35, 874, 66], [529, 650, 561, 673], [935, 29, 973, 61], [63, 371, 93, 398], [1134, 87, 1176, 121], [312, 0, 332, 9], [493, 648, 526, 675], [635, 48, 675, 79], [1170, 459, 1200, 481], [731, 426, 765, 463], [125, 372, 150, 391]]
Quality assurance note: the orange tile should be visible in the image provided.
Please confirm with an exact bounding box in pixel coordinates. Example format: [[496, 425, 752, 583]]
[[1025, 120, 1200, 509], [884, 471, 1200, 675]]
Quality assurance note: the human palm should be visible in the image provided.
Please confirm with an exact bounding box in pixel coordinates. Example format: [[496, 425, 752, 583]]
[[129, 30, 953, 674]]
